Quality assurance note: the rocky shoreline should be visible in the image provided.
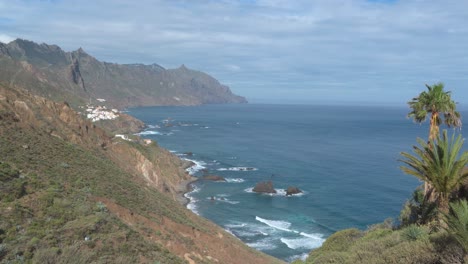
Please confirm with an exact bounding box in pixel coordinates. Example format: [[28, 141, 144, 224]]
[[175, 176, 199, 206]]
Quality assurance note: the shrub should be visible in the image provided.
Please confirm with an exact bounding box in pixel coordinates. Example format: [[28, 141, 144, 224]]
[[0, 162, 19, 181], [399, 188, 437, 227], [401, 225, 428, 241], [0, 243, 7, 259]]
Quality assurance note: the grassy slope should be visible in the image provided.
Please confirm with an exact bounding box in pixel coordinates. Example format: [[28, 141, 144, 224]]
[[0, 84, 283, 264], [292, 219, 466, 263]]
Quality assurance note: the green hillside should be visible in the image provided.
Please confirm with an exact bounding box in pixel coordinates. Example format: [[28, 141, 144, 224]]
[[0, 84, 281, 264]]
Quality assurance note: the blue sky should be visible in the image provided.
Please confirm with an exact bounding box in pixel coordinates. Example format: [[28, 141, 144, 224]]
[[0, 0, 467, 105]]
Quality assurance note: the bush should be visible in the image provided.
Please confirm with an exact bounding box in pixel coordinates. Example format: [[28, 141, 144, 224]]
[[0, 162, 19, 181], [0, 243, 7, 259], [399, 188, 437, 227], [401, 225, 428, 241]]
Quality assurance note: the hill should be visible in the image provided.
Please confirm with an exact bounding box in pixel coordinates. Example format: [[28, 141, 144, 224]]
[[0, 83, 281, 264], [0, 39, 247, 109]]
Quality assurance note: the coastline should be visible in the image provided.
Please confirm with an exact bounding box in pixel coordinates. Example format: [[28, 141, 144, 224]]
[[175, 176, 198, 206]]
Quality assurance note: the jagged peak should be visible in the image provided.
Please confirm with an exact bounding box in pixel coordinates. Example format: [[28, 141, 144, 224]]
[[151, 63, 165, 70], [73, 47, 89, 56], [10, 38, 63, 51]]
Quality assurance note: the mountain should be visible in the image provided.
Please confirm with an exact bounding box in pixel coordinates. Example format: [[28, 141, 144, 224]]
[[0, 39, 247, 109], [0, 83, 281, 263]]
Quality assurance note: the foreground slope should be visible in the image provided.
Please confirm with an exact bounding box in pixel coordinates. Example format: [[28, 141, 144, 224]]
[[0, 39, 247, 108], [0, 84, 281, 264]]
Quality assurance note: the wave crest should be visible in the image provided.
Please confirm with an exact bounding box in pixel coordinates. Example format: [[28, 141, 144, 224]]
[[217, 167, 258, 172], [255, 216, 292, 232]]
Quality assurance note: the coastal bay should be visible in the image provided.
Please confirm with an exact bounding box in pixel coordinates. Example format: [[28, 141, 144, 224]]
[[129, 103, 460, 261]]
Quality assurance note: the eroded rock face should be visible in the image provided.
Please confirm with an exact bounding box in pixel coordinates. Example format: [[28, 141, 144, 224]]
[[253, 181, 276, 194], [285, 186, 302, 196], [0, 39, 248, 109], [202, 175, 226, 182]]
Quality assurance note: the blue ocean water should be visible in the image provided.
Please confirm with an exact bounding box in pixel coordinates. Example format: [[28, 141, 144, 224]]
[[128, 104, 463, 262]]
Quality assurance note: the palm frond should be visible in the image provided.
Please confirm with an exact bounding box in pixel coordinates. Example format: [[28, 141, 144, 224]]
[[445, 199, 468, 252]]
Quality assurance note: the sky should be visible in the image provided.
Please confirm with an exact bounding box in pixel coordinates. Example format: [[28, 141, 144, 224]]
[[0, 0, 468, 105]]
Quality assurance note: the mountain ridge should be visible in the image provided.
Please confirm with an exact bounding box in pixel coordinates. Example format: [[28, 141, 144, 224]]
[[0, 38, 247, 109]]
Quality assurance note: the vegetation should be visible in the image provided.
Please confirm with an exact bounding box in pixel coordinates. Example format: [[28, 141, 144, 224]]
[[399, 187, 438, 226], [400, 130, 468, 214], [407, 83, 462, 201], [0, 84, 283, 264], [407, 82, 461, 141], [297, 85, 468, 264], [445, 200, 468, 253]]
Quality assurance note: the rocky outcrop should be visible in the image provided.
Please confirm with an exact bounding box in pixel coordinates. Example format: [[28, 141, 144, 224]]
[[0, 84, 190, 199], [253, 181, 277, 194], [69, 58, 86, 91], [285, 186, 302, 196], [202, 175, 226, 182]]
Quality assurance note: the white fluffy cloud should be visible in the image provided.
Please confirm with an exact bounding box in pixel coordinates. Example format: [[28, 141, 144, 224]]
[[0, 0, 467, 104]]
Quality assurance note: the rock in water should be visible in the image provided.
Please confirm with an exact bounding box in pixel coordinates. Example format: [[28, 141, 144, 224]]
[[202, 175, 226, 182], [285, 186, 302, 196], [253, 181, 276, 194]]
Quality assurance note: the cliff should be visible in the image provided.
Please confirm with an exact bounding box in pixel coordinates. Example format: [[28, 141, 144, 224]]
[[0, 83, 281, 264], [0, 39, 247, 109]]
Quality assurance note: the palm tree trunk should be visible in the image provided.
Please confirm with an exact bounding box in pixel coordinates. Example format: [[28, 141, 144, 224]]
[[429, 112, 439, 141], [425, 112, 440, 202]]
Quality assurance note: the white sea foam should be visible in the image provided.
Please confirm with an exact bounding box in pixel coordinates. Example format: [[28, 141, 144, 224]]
[[136, 130, 161, 136], [184, 185, 200, 215], [224, 228, 237, 237], [147, 124, 160, 129], [274, 189, 287, 196], [255, 216, 292, 232], [230, 229, 268, 237], [287, 253, 309, 263], [217, 167, 258, 172], [244, 187, 305, 197], [225, 178, 245, 183], [206, 196, 240, 204], [280, 236, 325, 250], [300, 232, 323, 239], [186, 202, 199, 215], [183, 158, 206, 175], [225, 223, 247, 229], [246, 238, 277, 250]]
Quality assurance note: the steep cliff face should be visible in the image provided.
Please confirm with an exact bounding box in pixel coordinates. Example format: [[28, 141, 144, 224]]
[[0, 83, 282, 264], [0, 39, 247, 109], [0, 85, 188, 197]]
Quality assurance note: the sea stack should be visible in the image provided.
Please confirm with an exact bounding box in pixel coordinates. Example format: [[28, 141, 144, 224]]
[[253, 181, 277, 194], [285, 186, 302, 196], [202, 175, 226, 182]]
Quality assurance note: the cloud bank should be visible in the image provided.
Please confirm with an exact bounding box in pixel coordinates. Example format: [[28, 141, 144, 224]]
[[0, 0, 467, 104]]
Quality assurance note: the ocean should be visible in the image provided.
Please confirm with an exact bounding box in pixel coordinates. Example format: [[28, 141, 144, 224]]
[[128, 104, 462, 262]]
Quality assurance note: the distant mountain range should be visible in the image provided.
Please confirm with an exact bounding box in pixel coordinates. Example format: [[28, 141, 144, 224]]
[[0, 39, 247, 108]]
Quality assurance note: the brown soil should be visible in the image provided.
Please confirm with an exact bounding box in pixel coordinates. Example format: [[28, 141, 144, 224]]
[[95, 197, 284, 264]]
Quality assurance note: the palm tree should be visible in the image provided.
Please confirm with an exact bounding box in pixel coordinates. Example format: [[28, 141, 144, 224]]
[[400, 130, 468, 214], [408, 82, 461, 141], [407, 83, 462, 199]]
